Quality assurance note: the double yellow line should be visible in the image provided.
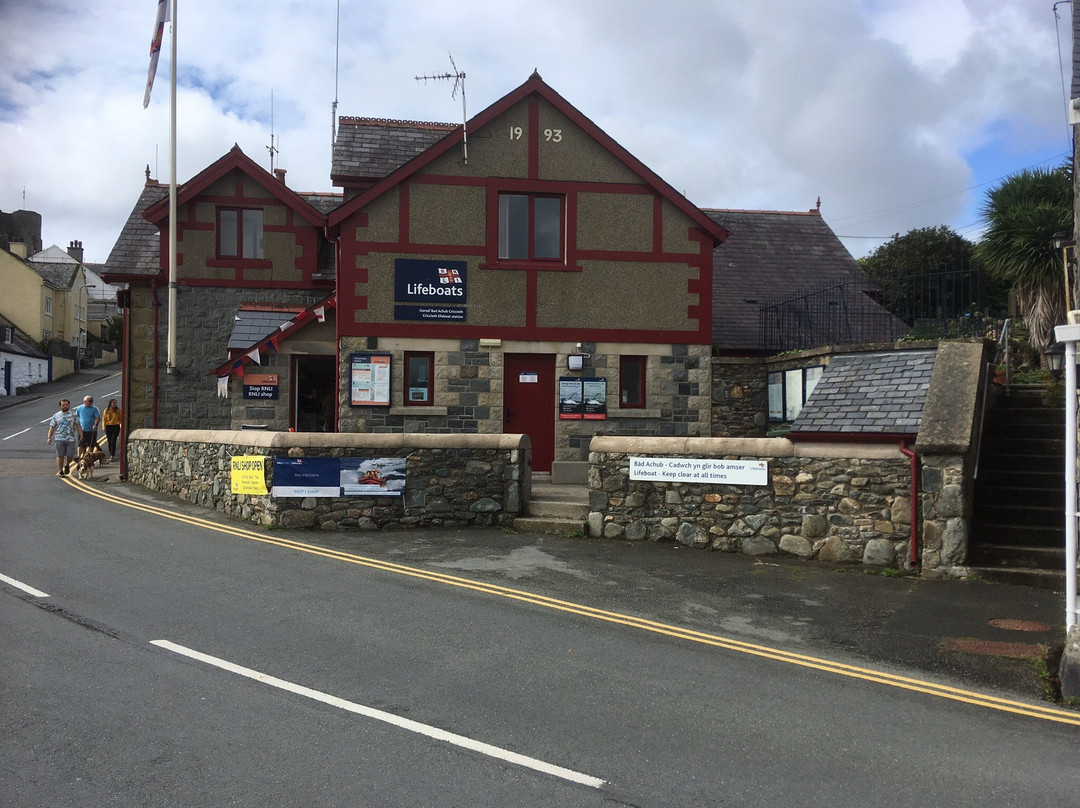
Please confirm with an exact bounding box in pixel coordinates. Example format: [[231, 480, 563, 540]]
[[65, 475, 1080, 727]]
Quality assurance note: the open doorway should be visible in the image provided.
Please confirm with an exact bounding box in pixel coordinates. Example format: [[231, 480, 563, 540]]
[[294, 354, 336, 432]]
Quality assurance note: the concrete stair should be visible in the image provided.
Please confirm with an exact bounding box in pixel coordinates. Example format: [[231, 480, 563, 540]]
[[513, 475, 589, 536], [969, 386, 1066, 590]]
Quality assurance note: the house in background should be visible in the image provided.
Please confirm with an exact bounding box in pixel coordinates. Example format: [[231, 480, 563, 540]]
[[0, 313, 49, 396]]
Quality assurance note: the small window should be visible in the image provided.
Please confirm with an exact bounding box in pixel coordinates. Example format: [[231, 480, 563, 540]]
[[404, 352, 434, 406], [43, 329, 52, 341], [768, 366, 824, 422], [498, 193, 563, 261], [620, 356, 646, 408], [44, 297, 52, 316], [218, 208, 264, 259]]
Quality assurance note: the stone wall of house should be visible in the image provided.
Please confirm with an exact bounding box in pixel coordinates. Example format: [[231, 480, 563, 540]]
[[0, 350, 49, 395], [135, 286, 327, 430], [336, 337, 712, 463], [126, 429, 529, 531], [711, 357, 769, 437], [587, 437, 915, 568]]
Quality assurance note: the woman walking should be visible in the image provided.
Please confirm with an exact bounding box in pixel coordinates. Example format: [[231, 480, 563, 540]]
[[103, 399, 122, 462]]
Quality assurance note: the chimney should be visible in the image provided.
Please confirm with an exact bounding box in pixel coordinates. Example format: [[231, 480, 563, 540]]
[[68, 239, 84, 263], [10, 242, 27, 258], [274, 168, 287, 185]]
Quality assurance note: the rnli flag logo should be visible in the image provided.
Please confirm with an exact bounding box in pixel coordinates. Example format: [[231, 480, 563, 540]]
[[438, 267, 462, 284]]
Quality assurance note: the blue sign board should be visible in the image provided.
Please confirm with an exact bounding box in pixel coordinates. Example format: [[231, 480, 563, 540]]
[[394, 258, 467, 321], [272, 457, 341, 497]]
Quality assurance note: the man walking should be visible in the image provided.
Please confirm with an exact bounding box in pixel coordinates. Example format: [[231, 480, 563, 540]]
[[46, 399, 81, 477], [74, 395, 102, 456]]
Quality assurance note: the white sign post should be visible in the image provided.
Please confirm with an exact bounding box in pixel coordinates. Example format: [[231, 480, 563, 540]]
[[629, 457, 768, 486]]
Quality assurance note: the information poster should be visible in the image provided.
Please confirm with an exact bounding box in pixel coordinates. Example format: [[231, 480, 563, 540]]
[[582, 377, 607, 420], [559, 377, 607, 420], [350, 353, 392, 406], [271, 457, 341, 497], [230, 455, 268, 495], [559, 377, 582, 420], [340, 457, 406, 496], [629, 457, 768, 486]]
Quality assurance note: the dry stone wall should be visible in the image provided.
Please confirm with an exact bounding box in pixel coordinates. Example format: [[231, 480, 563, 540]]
[[126, 429, 528, 531], [588, 437, 914, 568]]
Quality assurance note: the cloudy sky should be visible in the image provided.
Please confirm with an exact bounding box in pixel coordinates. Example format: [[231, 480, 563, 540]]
[[0, 0, 1072, 264]]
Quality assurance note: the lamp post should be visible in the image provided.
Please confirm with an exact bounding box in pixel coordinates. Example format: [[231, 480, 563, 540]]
[[1053, 323, 1080, 631], [1052, 231, 1075, 315]]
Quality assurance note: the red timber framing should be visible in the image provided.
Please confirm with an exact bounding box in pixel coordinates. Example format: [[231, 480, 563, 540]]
[[329, 71, 726, 345], [142, 145, 329, 289]]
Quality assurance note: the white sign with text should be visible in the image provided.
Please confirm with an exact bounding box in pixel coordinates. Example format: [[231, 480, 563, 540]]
[[629, 457, 768, 486]]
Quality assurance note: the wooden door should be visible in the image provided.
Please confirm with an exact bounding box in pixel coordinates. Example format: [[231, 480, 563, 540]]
[[503, 353, 555, 473]]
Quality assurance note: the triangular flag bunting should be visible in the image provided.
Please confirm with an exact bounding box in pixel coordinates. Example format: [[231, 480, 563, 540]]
[[217, 375, 229, 398], [247, 347, 261, 365]]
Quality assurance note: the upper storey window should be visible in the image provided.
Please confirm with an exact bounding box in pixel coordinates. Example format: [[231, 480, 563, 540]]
[[218, 208, 264, 259], [498, 193, 562, 261]]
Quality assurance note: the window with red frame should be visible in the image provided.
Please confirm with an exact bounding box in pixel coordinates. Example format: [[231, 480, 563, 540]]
[[218, 208, 264, 259], [498, 193, 563, 261], [404, 352, 434, 406], [620, 356, 646, 408]]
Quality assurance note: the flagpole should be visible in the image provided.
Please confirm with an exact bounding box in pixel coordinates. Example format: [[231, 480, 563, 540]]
[[166, 0, 178, 374]]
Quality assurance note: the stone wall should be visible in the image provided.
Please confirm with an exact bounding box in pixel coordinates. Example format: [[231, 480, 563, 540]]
[[126, 429, 529, 531], [587, 437, 915, 568]]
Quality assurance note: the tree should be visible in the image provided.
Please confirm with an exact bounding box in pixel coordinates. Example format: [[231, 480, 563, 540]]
[[977, 166, 1073, 354], [857, 225, 1007, 330]]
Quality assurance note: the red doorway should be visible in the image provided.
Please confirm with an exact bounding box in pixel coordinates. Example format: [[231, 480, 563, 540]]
[[504, 353, 555, 473]]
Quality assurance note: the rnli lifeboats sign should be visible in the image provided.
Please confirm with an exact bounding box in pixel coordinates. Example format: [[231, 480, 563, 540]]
[[394, 258, 467, 322], [629, 457, 768, 486]]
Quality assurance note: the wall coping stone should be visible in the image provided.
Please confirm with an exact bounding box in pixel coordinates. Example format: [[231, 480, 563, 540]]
[[590, 435, 903, 460], [130, 428, 530, 453]]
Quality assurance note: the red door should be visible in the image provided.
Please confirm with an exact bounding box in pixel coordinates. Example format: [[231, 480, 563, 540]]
[[504, 353, 556, 473]]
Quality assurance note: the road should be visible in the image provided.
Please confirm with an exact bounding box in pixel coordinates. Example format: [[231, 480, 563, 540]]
[[1, 376, 1078, 806]]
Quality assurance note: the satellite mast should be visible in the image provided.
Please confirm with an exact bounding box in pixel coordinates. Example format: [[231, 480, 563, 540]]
[[416, 53, 468, 165], [267, 90, 279, 173]]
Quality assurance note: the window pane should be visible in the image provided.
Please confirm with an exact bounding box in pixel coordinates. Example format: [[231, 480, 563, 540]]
[[498, 194, 528, 259], [784, 368, 804, 421], [220, 210, 238, 256], [804, 366, 823, 400], [767, 371, 783, 421], [621, 357, 643, 406], [243, 209, 263, 258], [533, 196, 561, 258], [407, 355, 431, 403]]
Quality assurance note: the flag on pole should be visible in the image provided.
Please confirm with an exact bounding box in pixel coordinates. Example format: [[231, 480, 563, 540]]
[[143, 0, 171, 108]]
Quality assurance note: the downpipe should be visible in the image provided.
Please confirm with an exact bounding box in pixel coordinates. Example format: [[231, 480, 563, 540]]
[[900, 440, 919, 567]]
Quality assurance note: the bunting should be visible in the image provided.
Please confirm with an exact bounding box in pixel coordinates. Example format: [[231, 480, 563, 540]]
[[216, 375, 229, 398]]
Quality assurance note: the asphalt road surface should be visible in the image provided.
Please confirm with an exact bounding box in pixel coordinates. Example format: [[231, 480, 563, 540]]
[[2, 375, 1078, 806]]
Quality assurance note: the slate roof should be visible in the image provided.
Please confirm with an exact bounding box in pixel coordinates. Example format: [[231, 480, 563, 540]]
[[0, 313, 47, 358], [331, 117, 460, 185], [789, 350, 936, 436], [228, 308, 303, 351], [299, 192, 344, 215], [705, 209, 905, 354], [103, 182, 168, 278], [27, 258, 78, 290]]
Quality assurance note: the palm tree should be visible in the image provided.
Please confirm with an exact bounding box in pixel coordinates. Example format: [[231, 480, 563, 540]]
[[977, 166, 1072, 355]]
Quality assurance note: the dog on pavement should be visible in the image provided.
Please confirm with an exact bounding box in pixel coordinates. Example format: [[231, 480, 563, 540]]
[[76, 447, 108, 480]]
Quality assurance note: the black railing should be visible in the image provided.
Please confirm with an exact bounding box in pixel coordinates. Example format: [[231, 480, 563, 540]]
[[759, 266, 1005, 353]]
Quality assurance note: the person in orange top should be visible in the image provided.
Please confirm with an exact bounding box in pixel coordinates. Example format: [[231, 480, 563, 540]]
[[103, 399, 122, 462]]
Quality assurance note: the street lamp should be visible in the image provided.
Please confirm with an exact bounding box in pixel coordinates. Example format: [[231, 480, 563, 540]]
[[1052, 231, 1075, 314], [1045, 342, 1065, 382]]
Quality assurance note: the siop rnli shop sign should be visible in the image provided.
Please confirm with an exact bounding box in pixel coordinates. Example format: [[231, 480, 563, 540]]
[[393, 258, 467, 322], [629, 457, 768, 486]]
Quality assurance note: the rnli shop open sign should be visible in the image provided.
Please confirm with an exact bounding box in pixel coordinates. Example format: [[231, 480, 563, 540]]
[[394, 258, 467, 322]]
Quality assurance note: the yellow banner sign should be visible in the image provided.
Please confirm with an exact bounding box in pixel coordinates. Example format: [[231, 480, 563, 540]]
[[231, 455, 268, 495]]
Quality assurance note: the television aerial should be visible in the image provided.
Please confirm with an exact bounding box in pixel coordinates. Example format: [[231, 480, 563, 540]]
[[416, 53, 468, 165]]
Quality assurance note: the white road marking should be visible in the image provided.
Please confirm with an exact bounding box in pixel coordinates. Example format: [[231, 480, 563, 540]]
[[152, 639, 606, 789], [0, 573, 49, 598], [3, 428, 31, 440]]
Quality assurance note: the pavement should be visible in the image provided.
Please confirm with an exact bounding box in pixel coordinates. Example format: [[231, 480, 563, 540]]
[[0, 362, 122, 412], [4, 362, 1073, 706]]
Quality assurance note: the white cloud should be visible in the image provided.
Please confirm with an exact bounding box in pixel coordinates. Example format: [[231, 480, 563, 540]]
[[0, 0, 1068, 263]]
